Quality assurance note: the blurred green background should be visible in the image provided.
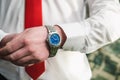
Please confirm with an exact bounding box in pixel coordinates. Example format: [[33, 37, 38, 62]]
[[87, 39, 120, 80]]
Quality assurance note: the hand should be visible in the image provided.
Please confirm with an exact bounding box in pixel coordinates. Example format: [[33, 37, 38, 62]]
[[0, 27, 49, 66]]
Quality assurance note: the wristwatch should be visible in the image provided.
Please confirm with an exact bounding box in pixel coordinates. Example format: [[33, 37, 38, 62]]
[[45, 25, 61, 57]]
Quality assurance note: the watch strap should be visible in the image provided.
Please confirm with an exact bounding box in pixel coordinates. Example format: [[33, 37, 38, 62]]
[[45, 25, 55, 33], [49, 46, 59, 57]]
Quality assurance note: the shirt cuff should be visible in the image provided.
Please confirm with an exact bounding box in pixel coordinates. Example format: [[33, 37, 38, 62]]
[[58, 22, 86, 52]]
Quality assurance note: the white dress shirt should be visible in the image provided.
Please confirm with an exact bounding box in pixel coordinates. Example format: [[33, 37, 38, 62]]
[[0, 0, 120, 80]]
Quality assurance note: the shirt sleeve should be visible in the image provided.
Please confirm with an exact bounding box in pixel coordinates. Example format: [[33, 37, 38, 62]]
[[60, 0, 120, 53]]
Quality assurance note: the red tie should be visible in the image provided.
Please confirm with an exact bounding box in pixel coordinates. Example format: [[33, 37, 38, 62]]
[[24, 0, 45, 80]]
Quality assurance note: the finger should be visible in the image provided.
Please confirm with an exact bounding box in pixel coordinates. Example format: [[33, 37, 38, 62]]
[[12, 56, 40, 66], [3, 47, 29, 61], [0, 36, 24, 56]]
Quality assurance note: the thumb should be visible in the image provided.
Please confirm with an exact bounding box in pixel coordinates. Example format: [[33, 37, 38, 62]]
[[0, 34, 18, 48]]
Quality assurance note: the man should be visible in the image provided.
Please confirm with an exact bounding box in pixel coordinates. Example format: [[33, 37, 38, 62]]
[[0, 0, 120, 80]]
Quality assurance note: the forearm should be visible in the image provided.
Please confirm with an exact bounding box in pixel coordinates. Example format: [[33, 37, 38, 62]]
[[56, 0, 120, 53]]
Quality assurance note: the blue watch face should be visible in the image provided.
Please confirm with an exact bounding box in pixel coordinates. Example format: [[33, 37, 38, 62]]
[[49, 33, 60, 46]]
